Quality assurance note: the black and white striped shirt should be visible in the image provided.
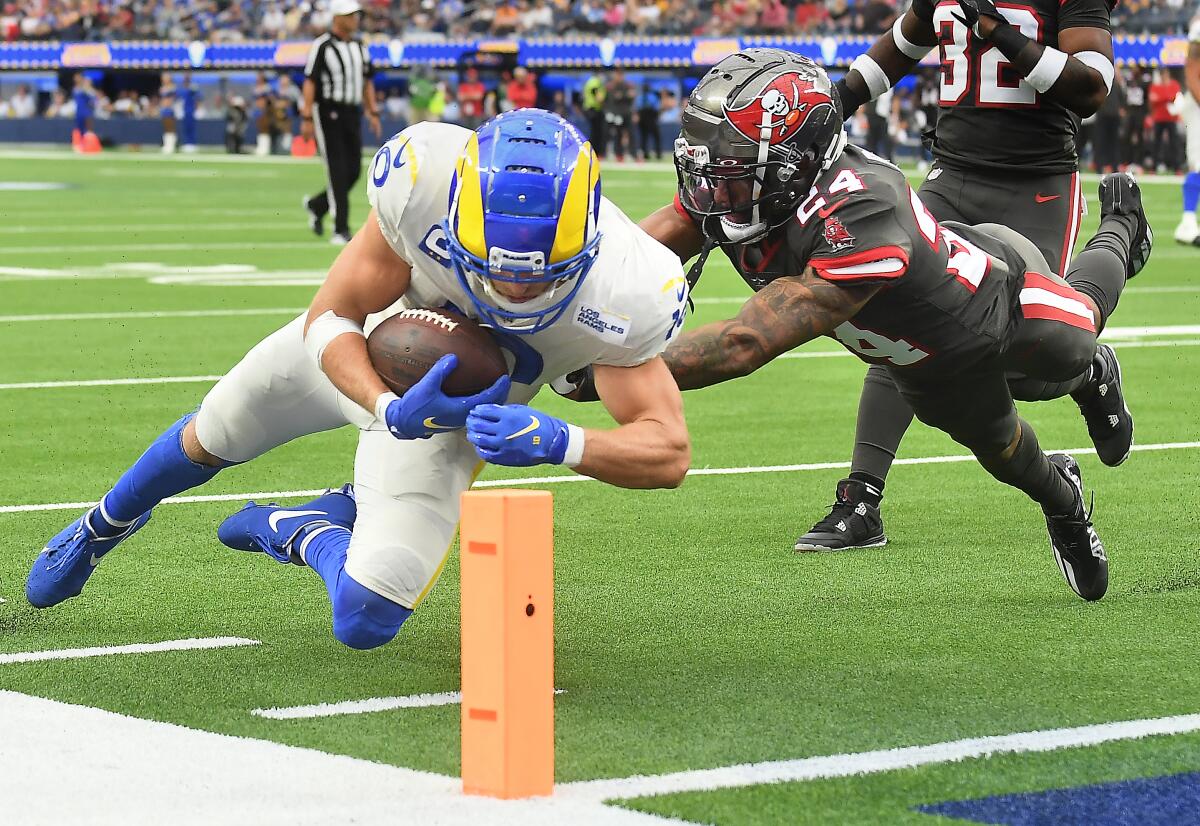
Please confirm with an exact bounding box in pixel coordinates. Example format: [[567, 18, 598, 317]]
[[304, 33, 371, 107]]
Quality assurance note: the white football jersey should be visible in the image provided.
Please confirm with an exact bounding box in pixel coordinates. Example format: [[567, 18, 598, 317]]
[[365, 122, 689, 403]]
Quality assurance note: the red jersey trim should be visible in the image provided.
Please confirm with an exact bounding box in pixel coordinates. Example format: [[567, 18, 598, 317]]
[[811, 245, 911, 282]]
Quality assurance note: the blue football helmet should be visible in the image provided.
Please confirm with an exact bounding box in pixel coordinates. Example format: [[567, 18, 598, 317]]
[[444, 109, 602, 334]]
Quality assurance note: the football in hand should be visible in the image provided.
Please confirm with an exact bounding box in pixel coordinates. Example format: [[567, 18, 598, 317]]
[[366, 308, 508, 396]]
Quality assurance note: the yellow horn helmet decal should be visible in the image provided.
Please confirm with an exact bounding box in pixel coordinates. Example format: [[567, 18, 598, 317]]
[[549, 141, 600, 264], [453, 133, 487, 259]]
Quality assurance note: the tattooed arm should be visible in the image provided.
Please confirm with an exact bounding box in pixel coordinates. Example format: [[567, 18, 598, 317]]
[[663, 267, 878, 391]]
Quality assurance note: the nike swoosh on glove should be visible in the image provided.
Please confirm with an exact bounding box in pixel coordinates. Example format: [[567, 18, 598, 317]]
[[385, 354, 510, 440], [466, 403, 571, 467]]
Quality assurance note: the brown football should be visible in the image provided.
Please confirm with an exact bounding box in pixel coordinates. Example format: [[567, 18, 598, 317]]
[[366, 308, 508, 396]]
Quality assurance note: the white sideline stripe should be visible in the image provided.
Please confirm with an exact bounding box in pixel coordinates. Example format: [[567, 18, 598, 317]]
[[560, 712, 1200, 802], [3, 441, 1198, 516], [0, 691, 688, 826], [0, 375, 222, 390], [0, 636, 259, 665], [253, 688, 567, 720], [0, 308, 305, 323]]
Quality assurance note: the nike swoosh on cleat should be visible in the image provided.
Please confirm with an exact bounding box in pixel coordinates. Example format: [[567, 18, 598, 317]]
[[1034, 193, 1061, 203], [505, 415, 541, 440], [266, 509, 327, 532], [422, 416, 456, 430], [89, 552, 102, 567]]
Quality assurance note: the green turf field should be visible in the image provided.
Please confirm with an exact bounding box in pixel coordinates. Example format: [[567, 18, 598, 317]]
[[1, 150, 1198, 824]]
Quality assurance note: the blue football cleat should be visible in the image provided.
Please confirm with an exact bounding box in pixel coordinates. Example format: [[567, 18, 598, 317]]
[[27, 507, 152, 608], [217, 484, 355, 565]]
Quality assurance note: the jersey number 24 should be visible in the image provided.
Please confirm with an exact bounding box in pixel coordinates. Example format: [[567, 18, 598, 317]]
[[935, 2, 1042, 107]]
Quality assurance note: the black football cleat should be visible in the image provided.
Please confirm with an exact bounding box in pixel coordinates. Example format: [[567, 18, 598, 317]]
[[302, 195, 324, 237], [794, 477, 886, 552], [1098, 172, 1152, 279], [1074, 343, 1133, 467], [1044, 454, 1108, 601]]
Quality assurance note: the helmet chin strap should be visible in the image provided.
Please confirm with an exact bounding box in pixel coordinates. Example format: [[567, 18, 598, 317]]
[[824, 129, 848, 171]]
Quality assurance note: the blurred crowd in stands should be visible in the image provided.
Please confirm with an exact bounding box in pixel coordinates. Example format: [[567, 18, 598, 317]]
[[1, 61, 1195, 174], [2, 0, 1195, 41]]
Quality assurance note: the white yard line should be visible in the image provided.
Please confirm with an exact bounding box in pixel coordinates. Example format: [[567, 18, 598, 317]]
[[3, 241, 329, 254], [0, 375, 222, 390], [694, 289, 1200, 306], [253, 691, 465, 720], [0, 222, 299, 235], [253, 689, 567, 720], [0, 691, 689, 826], [0, 308, 304, 323], [560, 711, 1200, 802], [5, 340, 1191, 385], [3, 327, 1198, 390], [0, 636, 259, 666], [2, 441, 1197, 516]]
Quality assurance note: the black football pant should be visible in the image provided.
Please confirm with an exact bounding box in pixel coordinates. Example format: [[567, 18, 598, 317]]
[[857, 210, 1135, 516], [846, 164, 1084, 487], [309, 102, 363, 237]]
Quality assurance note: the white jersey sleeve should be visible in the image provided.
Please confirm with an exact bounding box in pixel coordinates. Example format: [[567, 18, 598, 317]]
[[1189, 17, 1200, 43], [366, 122, 473, 264]]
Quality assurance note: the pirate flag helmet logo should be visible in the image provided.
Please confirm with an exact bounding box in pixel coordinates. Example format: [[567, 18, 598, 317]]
[[724, 70, 837, 146], [673, 49, 846, 245]]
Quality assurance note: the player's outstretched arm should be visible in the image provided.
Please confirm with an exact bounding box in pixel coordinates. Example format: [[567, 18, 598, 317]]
[[466, 357, 690, 489], [837, 9, 937, 119], [639, 203, 705, 263], [304, 208, 412, 416], [576, 357, 690, 488], [956, 0, 1113, 117], [662, 267, 877, 391]]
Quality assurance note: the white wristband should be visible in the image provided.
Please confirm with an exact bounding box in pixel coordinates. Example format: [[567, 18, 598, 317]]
[[1026, 47, 1069, 94], [1074, 50, 1115, 93], [891, 17, 933, 60], [562, 424, 585, 468], [849, 53, 891, 101], [304, 309, 365, 369], [374, 391, 399, 424]]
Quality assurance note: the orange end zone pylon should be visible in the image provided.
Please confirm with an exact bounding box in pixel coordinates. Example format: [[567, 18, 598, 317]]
[[459, 489, 554, 799]]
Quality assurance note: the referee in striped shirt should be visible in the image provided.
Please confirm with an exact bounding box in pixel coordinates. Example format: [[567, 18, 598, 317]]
[[301, 0, 381, 245]]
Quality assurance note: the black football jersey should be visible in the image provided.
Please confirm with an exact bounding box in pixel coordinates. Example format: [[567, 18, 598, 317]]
[[909, 0, 1111, 173], [681, 145, 1030, 375]]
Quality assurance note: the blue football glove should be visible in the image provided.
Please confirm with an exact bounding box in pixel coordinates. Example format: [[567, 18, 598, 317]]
[[384, 354, 510, 440], [466, 403, 573, 467]]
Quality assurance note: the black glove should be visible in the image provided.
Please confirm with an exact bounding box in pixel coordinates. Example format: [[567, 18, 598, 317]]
[[951, 0, 1006, 31]]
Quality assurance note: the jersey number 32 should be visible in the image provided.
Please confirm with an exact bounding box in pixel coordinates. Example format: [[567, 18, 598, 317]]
[[935, 2, 1042, 107]]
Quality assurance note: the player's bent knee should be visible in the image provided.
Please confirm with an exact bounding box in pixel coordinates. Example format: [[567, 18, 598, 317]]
[[1038, 336, 1095, 383], [331, 573, 413, 651]]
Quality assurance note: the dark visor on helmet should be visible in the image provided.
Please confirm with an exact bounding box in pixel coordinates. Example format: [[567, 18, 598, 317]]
[[674, 137, 817, 229]]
